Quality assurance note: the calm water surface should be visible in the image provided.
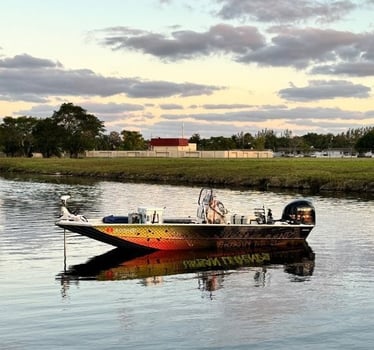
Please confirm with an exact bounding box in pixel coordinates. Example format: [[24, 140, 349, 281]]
[[0, 176, 373, 349]]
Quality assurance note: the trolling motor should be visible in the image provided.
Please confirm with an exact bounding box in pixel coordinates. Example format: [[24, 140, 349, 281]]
[[59, 195, 87, 222]]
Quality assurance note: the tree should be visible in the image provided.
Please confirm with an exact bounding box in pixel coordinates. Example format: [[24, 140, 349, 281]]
[[120, 130, 147, 150], [232, 132, 254, 149], [189, 133, 201, 149], [264, 130, 278, 150], [355, 129, 374, 154], [0, 117, 20, 156], [51, 103, 105, 158], [253, 130, 267, 151], [0, 116, 37, 157], [94, 131, 123, 150], [202, 136, 236, 150], [33, 118, 63, 157], [302, 132, 334, 150], [108, 131, 122, 150]]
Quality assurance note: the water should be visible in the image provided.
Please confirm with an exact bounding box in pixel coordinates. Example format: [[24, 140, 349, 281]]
[[0, 176, 373, 349]]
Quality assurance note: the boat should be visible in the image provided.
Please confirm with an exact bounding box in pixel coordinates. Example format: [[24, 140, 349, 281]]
[[55, 188, 315, 251], [59, 243, 315, 282]]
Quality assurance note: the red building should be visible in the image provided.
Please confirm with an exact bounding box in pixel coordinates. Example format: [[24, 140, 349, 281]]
[[150, 138, 189, 148]]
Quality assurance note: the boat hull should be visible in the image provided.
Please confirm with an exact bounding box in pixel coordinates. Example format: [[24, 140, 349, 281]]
[[56, 221, 314, 250]]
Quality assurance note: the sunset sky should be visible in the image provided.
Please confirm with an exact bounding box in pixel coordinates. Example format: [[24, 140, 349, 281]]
[[1, 0, 374, 139]]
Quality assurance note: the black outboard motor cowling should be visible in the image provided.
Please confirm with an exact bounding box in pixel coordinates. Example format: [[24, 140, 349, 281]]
[[281, 199, 315, 225]]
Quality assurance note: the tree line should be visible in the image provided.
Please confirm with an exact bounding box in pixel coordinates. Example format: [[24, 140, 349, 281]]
[[0, 102, 373, 158], [191, 128, 373, 155]]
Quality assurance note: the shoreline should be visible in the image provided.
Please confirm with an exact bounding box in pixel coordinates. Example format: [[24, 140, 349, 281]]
[[0, 157, 373, 194]]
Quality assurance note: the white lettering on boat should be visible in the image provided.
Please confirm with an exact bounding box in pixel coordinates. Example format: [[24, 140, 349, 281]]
[[183, 253, 271, 269]]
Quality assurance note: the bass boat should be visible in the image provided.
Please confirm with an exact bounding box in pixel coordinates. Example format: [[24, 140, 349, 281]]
[[56, 188, 315, 251]]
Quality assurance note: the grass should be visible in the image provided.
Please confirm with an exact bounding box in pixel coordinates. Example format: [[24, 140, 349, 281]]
[[0, 157, 373, 193]]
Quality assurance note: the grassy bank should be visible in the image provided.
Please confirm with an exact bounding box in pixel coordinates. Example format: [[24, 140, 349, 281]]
[[0, 157, 373, 193]]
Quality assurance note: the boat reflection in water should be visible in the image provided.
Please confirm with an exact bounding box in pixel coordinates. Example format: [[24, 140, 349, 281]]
[[59, 243, 315, 293]]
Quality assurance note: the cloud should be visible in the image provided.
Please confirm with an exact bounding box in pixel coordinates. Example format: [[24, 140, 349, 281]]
[[81, 102, 145, 112], [280, 106, 364, 120], [202, 103, 253, 109], [92, 24, 374, 75], [215, 0, 356, 23], [142, 119, 244, 138], [162, 106, 364, 123], [16, 101, 145, 119], [0, 54, 222, 102], [238, 27, 361, 69], [365, 110, 374, 117], [311, 62, 374, 76], [278, 80, 371, 101], [16, 100, 371, 139], [144, 105, 370, 138], [125, 80, 222, 98], [16, 104, 58, 118], [306, 30, 374, 76], [91, 24, 265, 60], [0, 53, 62, 69], [159, 103, 184, 110]]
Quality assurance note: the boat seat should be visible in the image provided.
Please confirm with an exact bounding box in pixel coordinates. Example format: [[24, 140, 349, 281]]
[[103, 215, 129, 223]]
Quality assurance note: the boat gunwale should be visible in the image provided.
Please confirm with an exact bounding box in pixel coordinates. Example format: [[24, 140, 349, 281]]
[[56, 219, 314, 228]]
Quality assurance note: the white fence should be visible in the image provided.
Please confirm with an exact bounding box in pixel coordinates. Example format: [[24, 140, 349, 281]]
[[85, 150, 273, 159]]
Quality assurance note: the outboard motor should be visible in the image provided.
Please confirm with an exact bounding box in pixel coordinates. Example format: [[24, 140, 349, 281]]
[[281, 199, 315, 225]]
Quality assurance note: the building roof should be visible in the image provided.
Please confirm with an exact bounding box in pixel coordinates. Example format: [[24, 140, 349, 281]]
[[150, 138, 189, 147]]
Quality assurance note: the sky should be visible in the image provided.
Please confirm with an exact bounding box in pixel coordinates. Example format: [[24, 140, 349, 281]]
[[0, 0, 374, 139]]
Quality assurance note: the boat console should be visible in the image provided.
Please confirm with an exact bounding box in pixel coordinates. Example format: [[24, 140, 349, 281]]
[[129, 207, 164, 224]]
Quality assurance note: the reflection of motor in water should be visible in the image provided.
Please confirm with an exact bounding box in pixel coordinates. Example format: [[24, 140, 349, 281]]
[[285, 260, 315, 277], [198, 271, 225, 299]]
